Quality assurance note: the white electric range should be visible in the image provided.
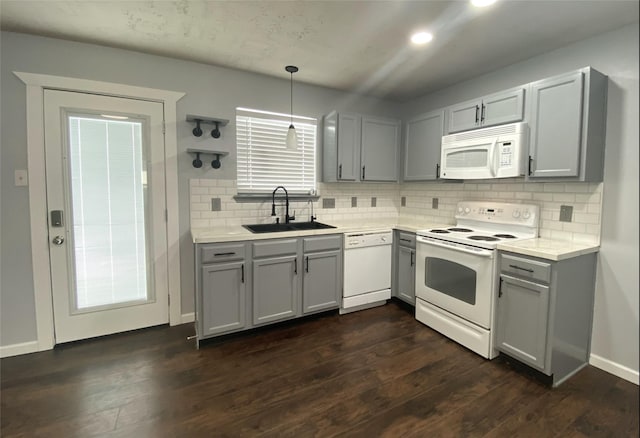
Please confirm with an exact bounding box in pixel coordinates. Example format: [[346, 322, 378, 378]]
[[414, 201, 539, 359]]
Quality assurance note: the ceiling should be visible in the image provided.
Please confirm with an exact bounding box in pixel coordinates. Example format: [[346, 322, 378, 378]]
[[1, 1, 638, 101]]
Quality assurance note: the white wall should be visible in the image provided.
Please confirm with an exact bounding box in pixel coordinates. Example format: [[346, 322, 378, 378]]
[[0, 31, 403, 346], [403, 23, 639, 380]]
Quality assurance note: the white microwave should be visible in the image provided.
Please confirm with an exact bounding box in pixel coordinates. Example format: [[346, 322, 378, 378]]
[[440, 122, 528, 179]]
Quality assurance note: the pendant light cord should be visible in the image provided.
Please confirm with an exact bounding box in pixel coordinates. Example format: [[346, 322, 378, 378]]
[[290, 71, 293, 126]]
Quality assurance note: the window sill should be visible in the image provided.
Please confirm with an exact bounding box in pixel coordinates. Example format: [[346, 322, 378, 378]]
[[233, 194, 321, 203]]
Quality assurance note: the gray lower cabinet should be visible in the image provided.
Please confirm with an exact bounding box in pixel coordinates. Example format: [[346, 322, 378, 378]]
[[302, 235, 342, 313], [252, 239, 299, 325], [393, 230, 416, 305], [527, 67, 607, 181], [496, 251, 597, 386], [196, 242, 247, 339], [195, 234, 342, 344]]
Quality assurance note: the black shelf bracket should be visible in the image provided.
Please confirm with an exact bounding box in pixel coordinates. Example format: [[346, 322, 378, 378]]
[[186, 114, 229, 138], [186, 148, 229, 169]]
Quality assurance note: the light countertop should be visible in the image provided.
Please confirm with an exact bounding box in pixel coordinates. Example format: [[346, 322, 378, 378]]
[[191, 220, 445, 244], [192, 222, 599, 261], [497, 238, 599, 261]]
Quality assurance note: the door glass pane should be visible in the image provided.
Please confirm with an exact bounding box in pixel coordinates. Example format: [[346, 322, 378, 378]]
[[425, 257, 476, 305], [68, 115, 150, 310]]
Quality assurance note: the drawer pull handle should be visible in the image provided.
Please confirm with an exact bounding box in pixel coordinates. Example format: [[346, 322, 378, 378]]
[[214, 252, 235, 257], [399, 238, 412, 243], [509, 264, 534, 273]]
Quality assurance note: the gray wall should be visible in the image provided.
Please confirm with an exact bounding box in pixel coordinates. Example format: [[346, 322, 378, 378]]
[[0, 31, 403, 346], [403, 23, 639, 376], [1, 23, 638, 379]]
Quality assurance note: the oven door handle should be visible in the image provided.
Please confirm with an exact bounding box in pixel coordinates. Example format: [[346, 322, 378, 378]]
[[416, 235, 494, 257]]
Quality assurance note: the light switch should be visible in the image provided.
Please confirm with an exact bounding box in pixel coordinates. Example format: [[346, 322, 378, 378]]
[[15, 169, 28, 186]]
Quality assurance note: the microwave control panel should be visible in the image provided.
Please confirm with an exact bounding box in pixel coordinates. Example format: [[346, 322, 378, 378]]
[[499, 141, 513, 167]]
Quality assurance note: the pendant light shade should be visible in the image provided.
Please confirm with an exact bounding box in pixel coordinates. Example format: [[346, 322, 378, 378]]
[[285, 65, 299, 149]]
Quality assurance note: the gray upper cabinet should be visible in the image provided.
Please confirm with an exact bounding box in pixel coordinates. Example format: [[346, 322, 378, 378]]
[[360, 116, 400, 181], [403, 110, 444, 181], [323, 111, 400, 182], [447, 87, 525, 134], [527, 67, 607, 182]]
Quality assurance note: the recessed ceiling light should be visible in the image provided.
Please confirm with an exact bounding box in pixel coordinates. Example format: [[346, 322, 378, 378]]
[[471, 0, 497, 7], [410, 31, 433, 45]]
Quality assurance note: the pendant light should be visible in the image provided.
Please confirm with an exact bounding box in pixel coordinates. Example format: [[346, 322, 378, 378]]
[[285, 65, 299, 149]]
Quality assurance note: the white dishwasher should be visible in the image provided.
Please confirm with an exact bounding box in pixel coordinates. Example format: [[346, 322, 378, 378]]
[[341, 230, 392, 314]]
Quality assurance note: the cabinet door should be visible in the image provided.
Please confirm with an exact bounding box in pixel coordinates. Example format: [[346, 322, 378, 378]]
[[360, 116, 400, 181], [396, 246, 415, 305], [528, 71, 584, 178], [496, 275, 550, 371], [404, 110, 444, 181], [447, 99, 481, 133], [302, 250, 341, 314], [481, 87, 525, 128], [253, 255, 298, 325], [201, 261, 246, 336], [337, 113, 361, 181]]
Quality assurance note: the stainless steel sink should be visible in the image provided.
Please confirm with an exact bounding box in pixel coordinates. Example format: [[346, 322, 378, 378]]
[[243, 221, 336, 233]]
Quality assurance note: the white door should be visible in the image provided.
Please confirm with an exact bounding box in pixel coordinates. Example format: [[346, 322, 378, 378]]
[[44, 89, 169, 343]]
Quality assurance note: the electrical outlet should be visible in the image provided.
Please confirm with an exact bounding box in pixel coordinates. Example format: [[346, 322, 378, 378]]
[[401, 196, 406, 207], [351, 197, 357, 207], [432, 198, 439, 209], [559, 205, 573, 222], [371, 197, 377, 207], [322, 198, 335, 209], [211, 198, 221, 211], [14, 169, 28, 187]]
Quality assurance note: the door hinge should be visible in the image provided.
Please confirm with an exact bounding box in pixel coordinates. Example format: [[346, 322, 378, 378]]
[[162, 121, 166, 134], [165, 209, 168, 222]]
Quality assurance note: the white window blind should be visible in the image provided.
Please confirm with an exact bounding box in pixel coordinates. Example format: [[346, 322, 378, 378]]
[[236, 107, 317, 195]]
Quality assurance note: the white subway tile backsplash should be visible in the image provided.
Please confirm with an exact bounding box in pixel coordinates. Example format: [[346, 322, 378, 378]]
[[190, 178, 603, 244]]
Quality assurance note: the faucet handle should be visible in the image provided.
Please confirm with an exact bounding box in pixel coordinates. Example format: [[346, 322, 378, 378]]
[[290, 210, 296, 221]]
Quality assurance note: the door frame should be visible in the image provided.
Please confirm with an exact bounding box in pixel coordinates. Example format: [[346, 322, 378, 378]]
[[15, 71, 185, 352]]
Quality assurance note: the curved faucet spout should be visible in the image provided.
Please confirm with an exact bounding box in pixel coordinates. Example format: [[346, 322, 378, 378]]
[[272, 186, 292, 223]]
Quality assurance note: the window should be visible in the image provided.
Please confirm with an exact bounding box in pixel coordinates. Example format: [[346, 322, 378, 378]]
[[236, 107, 317, 195]]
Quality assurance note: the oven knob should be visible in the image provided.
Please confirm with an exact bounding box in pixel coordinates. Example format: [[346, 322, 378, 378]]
[[457, 207, 464, 214], [522, 209, 531, 219], [464, 207, 470, 214], [512, 210, 521, 218]]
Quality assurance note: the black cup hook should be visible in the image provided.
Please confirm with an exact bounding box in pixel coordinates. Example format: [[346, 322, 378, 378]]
[[192, 119, 203, 137], [211, 154, 221, 169], [192, 152, 203, 168], [211, 122, 221, 139]]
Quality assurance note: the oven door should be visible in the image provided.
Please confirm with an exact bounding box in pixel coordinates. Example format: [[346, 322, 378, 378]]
[[415, 235, 496, 329]]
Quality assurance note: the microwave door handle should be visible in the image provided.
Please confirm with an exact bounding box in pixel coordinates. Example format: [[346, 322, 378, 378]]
[[489, 138, 498, 177]]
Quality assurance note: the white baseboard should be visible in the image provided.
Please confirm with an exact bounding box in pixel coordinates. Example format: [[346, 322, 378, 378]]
[[180, 312, 195, 324], [0, 341, 39, 358], [590, 353, 639, 385]]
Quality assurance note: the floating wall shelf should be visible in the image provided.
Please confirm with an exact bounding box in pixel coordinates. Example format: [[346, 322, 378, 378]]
[[187, 148, 229, 169], [186, 114, 229, 138]]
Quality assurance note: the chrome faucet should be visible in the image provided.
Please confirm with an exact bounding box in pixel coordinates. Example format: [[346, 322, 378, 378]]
[[271, 186, 295, 223]]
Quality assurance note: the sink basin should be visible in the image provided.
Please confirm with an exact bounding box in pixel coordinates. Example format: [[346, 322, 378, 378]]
[[243, 221, 336, 233]]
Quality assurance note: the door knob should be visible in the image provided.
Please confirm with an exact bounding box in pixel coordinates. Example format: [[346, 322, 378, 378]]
[[52, 236, 64, 245]]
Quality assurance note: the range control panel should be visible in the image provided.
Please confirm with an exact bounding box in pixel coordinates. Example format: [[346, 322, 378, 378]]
[[455, 201, 539, 227]]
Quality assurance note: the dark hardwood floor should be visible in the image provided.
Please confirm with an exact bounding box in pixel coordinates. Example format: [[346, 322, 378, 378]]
[[1, 302, 638, 437]]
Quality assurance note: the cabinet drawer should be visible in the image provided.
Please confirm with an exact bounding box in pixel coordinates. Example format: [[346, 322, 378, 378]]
[[396, 231, 416, 248], [303, 235, 342, 252], [201, 243, 245, 263], [253, 239, 298, 258], [500, 253, 551, 284]]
